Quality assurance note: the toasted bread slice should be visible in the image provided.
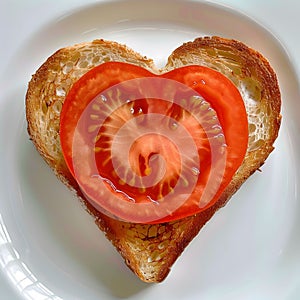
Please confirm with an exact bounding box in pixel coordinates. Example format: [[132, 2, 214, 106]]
[[25, 36, 281, 282]]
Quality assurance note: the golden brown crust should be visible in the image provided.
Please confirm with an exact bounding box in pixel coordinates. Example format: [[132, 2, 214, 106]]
[[25, 36, 281, 283], [168, 36, 281, 110]]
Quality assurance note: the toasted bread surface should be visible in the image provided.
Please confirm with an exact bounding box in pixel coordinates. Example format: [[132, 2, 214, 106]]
[[25, 37, 281, 282]]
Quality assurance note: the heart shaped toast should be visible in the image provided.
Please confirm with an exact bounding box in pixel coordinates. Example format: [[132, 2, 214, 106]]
[[26, 36, 281, 282]]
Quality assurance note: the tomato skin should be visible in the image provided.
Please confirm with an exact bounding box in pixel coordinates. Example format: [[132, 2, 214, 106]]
[[60, 62, 248, 224], [164, 66, 248, 176], [60, 62, 153, 176]]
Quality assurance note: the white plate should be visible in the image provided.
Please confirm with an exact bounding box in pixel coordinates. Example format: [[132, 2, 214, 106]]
[[1, 1, 300, 299]]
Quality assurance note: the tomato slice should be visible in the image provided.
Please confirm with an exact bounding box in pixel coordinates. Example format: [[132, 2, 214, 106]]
[[60, 62, 248, 224]]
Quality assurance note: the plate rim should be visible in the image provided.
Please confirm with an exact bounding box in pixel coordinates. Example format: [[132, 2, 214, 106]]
[[1, 1, 300, 299]]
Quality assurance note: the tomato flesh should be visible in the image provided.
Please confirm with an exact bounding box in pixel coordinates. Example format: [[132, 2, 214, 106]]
[[60, 62, 248, 223]]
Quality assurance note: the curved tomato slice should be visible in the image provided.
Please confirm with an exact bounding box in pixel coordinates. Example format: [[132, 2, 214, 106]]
[[60, 62, 248, 223]]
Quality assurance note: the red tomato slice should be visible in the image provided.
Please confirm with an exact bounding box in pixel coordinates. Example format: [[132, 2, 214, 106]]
[[60, 62, 248, 224]]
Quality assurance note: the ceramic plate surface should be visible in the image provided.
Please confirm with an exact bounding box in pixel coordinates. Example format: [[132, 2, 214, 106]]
[[1, 1, 300, 299]]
